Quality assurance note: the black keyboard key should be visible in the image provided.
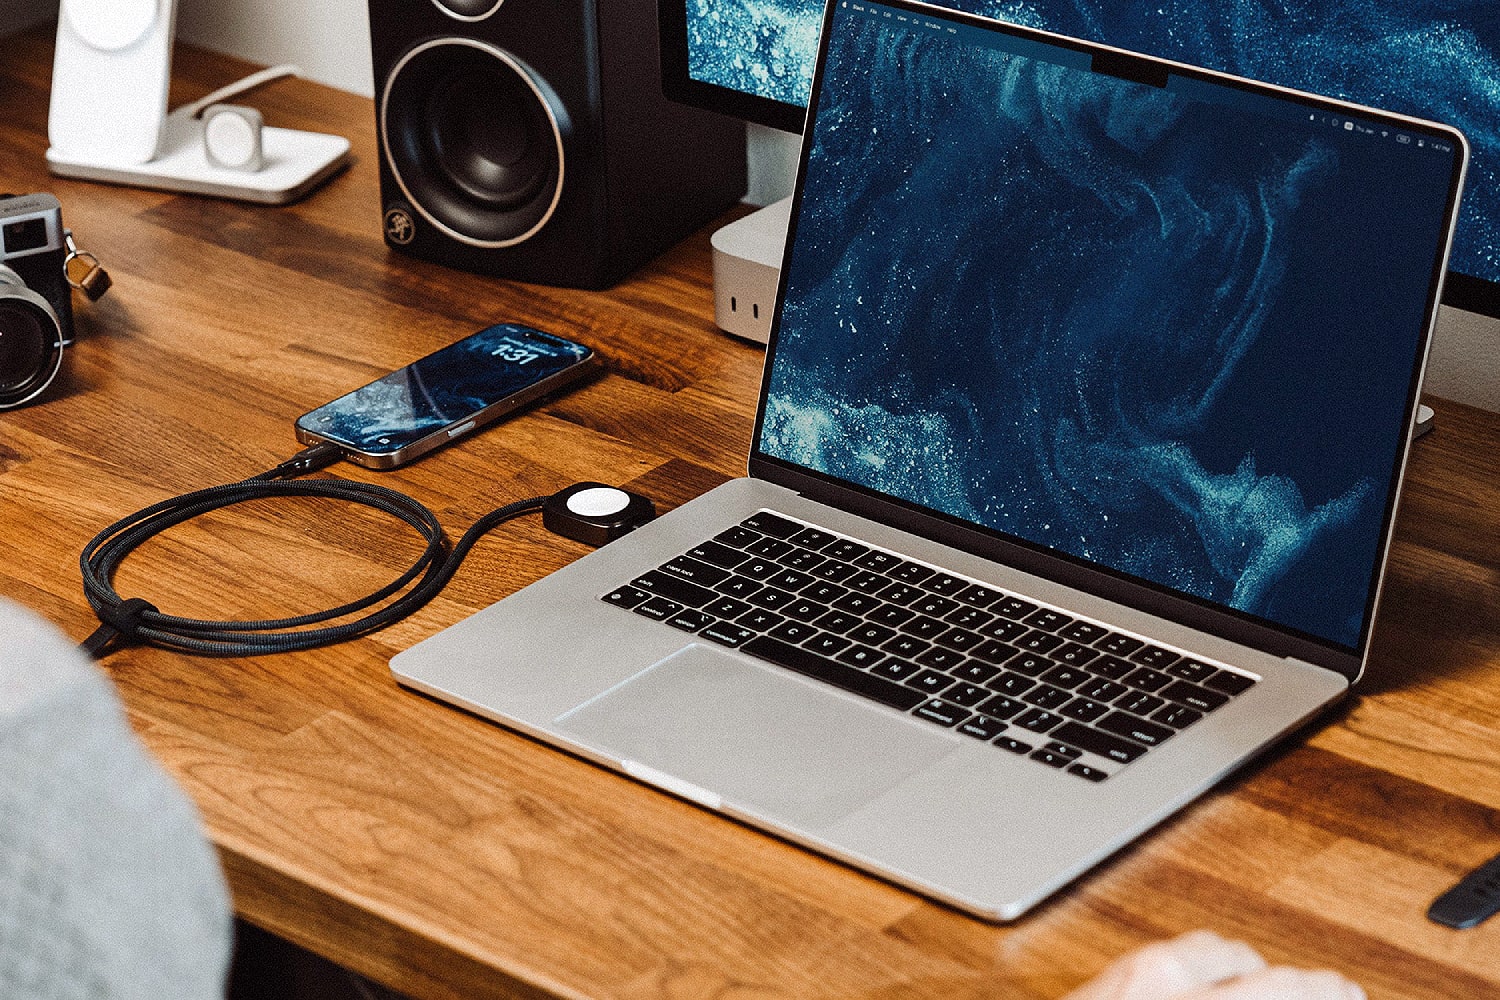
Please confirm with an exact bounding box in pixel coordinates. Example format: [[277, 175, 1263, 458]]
[[832, 592, 882, 615], [905, 670, 956, 695], [914, 699, 970, 727], [976, 694, 1026, 719], [943, 683, 990, 707], [1058, 620, 1109, 644], [667, 609, 715, 632], [911, 594, 960, 618], [915, 647, 967, 671], [1166, 658, 1218, 683], [1067, 763, 1110, 782], [1051, 721, 1147, 764], [1023, 684, 1072, 710], [1013, 709, 1064, 734], [715, 526, 760, 548], [1052, 643, 1100, 667], [738, 608, 785, 632], [1160, 680, 1230, 713], [978, 619, 1031, 644], [812, 610, 862, 634], [790, 527, 837, 550], [888, 561, 935, 585], [803, 632, 852, 657], [1090, 655, 1134, 680], [768, 620, 818, 643], [854, 550, 903, 573], [1030, 748, 1071, 768], [1096, 633, 1145, 656], [746, 537, 795, 559], [803, 582, 849, 605], [635, 597, 683, 621], [742, 511, 801, 538], [1060, 697, 1110, 724], [634, 569, 716, 607], [687, 540, 751, 569], [699, 622, 756, 647], [705, 597, 753, 619], [1005, 652, 1053, 677], [971, 640, 1019, 665], [742, 636, 926, 711], [715, 576, 763, 600], [602, 586, 650, 609], [996, 736, 1034, 754], [1038, 665, 1092, 689], [955, 584, 1003, 607], [1130, 644, 1180, 669], [868, 604, 917, 628], [988, 671, 1036, 697], [1078, 678, 1128, 702], [1017, 630, 1064, 654], [1122, 667, 1172, 692], [926, 574, 968, 596], [958, 715, 1009, 741], [737, 557, 782, 580], [748, 586, 797, 611], [871, 658, 922, 682], [782, 598, 830, 623], [766, 569, 815, 592], [876, 582, 923, 605], [1152, 704, 1204, 729], [836, 644, 886, 669], [1204, 670, 1257, 695], [881, 634, 931, 659], [1044, 741, 1082, 760], [934, 627, 984, 652], [1022, 608, 1072, 632], [811, 560, 859, 583], [845, 623, 895, 647], [944, 605, 994, 630], [1097, 711, 1175, 748], [824, 539, 869, 561], [992, 597, 1037, 619], [901, 615, 950, 639], [780, 548, 825, 571], [1115, 691, 1165, 716], [951, 660, 1002, 685]]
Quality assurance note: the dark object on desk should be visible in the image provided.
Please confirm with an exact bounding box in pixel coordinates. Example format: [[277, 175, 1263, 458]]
[[543, 482, 657, 547], [367, 0, 746, 289], [1428, 850, 1500, 929]]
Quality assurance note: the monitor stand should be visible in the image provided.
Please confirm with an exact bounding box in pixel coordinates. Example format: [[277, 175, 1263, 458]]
[[710, 196, 791, 344]]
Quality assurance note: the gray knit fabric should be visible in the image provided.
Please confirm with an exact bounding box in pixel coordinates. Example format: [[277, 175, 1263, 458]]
[[0, 600, 232, 999]]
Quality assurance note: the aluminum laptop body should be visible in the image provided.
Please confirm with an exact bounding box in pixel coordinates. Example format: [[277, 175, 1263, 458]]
[[392, 0, 1467, 920]]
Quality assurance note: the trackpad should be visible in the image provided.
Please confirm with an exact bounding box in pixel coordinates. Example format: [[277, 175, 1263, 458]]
[[556, 644, 958, 830]]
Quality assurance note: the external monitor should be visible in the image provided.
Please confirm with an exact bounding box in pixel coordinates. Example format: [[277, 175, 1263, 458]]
[[660, 0, 1500, 371]]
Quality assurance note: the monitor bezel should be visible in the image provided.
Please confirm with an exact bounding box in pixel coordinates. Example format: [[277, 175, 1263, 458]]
[[656, 0, 1500, 319]]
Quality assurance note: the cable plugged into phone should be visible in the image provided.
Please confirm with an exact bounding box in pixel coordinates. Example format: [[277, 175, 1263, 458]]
[[543, 483, 656, 546]]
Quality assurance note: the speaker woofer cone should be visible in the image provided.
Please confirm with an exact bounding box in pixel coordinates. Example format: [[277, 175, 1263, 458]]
[[382, 38, 567, 249]]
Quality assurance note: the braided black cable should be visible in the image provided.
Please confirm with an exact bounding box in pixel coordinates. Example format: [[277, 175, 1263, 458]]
[[79, 444, 546, 658]]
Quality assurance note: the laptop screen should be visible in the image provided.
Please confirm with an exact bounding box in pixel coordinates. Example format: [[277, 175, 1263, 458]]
[[755, 0, 1464, 653]]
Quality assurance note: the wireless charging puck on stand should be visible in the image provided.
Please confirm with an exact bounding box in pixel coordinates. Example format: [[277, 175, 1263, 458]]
[[543, 483, 656, 547]]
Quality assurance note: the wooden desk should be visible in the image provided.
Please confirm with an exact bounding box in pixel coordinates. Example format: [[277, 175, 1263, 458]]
[[3, 29, 1499, 1000]]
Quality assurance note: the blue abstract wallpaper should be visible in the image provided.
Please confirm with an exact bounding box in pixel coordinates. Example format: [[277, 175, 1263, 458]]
[[758, 7, 1458, 648], [687, 0, 1499, 285]]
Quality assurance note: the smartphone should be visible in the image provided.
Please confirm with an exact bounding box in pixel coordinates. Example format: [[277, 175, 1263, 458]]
[[295, 323, 596, 468]]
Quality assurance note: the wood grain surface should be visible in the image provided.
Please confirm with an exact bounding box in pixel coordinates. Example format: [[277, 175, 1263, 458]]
[[2, 27, 1498, 1000]]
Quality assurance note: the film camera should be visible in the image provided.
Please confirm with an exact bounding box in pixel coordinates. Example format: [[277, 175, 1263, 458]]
[[0, 193, 100, 409]]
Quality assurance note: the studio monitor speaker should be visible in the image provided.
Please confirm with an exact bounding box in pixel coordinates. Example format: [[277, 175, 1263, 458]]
[[368, 0, 749, 289]]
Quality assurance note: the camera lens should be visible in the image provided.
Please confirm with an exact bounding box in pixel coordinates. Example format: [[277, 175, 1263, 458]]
[[0, 266, 64, 409]]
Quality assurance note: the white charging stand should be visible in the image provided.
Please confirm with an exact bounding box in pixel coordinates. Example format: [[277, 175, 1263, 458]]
[[46, 0, 349, 204]]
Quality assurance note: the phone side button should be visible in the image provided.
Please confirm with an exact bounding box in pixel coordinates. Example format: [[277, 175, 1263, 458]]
[[446, 419, 477, 438]]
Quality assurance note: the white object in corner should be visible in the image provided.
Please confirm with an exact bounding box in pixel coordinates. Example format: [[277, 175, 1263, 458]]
[[711, 196, 792, 345], [46, 0, 350, 205]]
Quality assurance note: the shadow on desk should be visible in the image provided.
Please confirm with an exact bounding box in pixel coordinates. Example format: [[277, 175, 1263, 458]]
[[231, 922, 408, 1000]]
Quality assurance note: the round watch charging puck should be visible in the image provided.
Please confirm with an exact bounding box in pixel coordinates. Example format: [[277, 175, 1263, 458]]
[[543, 482, 656, 546]]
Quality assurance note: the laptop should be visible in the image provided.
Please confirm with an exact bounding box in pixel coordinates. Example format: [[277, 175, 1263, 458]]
[[393, 0, 1467, 920]]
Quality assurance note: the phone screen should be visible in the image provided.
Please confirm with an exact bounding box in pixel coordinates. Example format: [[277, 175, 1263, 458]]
[[296, 324, 593, 464]]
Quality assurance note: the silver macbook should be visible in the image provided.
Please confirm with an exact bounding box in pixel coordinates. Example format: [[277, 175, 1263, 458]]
[[393, 0, 1467, 920]]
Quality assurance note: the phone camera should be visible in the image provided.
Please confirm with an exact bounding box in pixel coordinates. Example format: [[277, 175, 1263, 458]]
[[0, 194, 73, 410]]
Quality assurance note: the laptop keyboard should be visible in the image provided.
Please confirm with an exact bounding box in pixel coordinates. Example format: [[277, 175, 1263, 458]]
[[600, 510, 1258, 783]]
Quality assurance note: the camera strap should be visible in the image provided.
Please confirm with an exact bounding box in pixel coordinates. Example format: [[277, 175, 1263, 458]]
[[63, 230, 111, 301]]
